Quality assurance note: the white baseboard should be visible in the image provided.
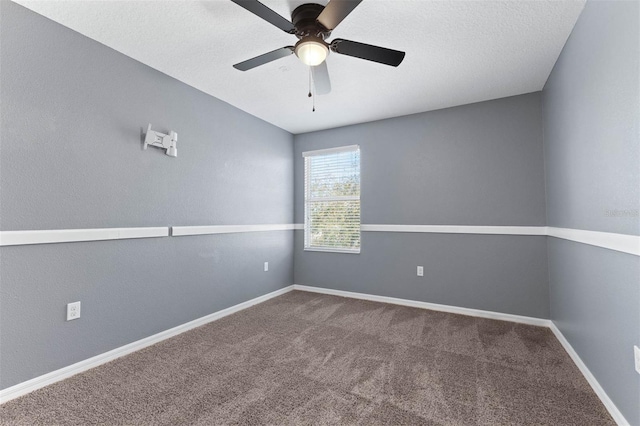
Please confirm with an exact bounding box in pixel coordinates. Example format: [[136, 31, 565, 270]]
[[548, 323, 629, 426], [0, 285, 294, 404], [293, 285, 628, 425], [2, 284, 628, 426], [293, 284, 551, 327]]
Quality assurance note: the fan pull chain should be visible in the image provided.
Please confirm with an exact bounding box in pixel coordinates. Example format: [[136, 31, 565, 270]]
[[311, 67, 316, 112], [308, 67, 316, 112]]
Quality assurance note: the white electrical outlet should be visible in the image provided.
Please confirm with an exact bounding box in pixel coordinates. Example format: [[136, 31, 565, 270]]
[[634, 345, 640, 375], [417, 266, 424, 277], [264, 262, 269, 272], [67, 301, 81, 321]]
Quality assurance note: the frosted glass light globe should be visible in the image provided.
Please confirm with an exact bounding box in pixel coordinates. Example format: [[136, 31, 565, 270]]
[[295, 40, 328, 66]]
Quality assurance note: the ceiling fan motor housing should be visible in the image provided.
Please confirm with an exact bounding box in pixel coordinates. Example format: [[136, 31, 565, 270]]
[[292, 3, 331, 39]]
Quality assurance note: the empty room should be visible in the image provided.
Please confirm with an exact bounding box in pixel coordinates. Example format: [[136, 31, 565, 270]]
[[0, 0, 638, 424]]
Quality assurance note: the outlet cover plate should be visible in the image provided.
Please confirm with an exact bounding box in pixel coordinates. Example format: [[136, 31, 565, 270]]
[[264, 262, 269, 272], [635, 346, 640, 375], [417, 266, 424, 277], [67, 301, 81, 321]]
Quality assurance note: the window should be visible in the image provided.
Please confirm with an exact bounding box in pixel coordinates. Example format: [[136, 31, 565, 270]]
[[303, 145, 361, 253]]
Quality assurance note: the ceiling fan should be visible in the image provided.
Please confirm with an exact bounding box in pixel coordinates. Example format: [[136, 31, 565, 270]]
[[230, 0, 405, 95]]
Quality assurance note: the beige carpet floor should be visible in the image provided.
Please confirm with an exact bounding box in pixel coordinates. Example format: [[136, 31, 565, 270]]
[[0, 290, 614, 425]]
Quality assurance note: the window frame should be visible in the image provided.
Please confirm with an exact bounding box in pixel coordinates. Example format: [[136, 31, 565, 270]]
[[303, 145, 361, 254]]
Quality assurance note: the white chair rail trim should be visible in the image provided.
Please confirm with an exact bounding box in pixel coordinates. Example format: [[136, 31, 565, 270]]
[[0, 227, 169, 246], [1, 224, 637, 256], [171, 224, 298, 236]]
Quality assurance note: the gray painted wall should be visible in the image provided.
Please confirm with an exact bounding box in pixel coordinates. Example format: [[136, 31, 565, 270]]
[[0, 2, 294, 389], [294, 93, 550, 318], [547, 239, 639, 424], [543, 1, 639, 237], [295, 233, 549, 318], [294, 93, 546, 226], [543, 0, 640, 424]]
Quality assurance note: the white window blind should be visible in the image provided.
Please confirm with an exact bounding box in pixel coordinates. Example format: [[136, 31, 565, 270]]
[[303, 145, 360, 253]]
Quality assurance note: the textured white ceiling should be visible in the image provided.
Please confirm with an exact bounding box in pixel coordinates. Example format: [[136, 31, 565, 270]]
[[14, 0, 585, 134]]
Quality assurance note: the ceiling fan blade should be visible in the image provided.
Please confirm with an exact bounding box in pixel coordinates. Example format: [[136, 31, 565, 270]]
[[317, 0, 363, 30], [311, 62, 331, 95], [233, 47, 294, 71], [230, 0, 295, 33], [331, 39, 405, 67]]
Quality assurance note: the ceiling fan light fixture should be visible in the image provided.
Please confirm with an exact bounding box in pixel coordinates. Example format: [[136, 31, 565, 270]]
[[295, 38, 328, 66]]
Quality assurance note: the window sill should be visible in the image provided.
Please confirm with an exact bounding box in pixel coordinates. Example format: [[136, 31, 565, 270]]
[[303, 247, 361, 254]]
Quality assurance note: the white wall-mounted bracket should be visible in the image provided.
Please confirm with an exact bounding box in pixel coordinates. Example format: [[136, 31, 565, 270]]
[[143, 124, 177, 157]]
